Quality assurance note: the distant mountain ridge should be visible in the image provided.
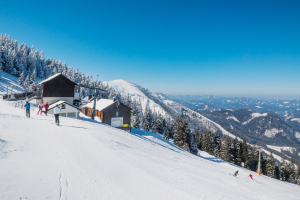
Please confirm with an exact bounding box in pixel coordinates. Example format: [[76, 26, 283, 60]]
[[104, 79, 231, 135]]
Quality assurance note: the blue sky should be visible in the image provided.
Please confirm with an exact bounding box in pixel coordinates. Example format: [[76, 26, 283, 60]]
[[1, 0, 299, 99]]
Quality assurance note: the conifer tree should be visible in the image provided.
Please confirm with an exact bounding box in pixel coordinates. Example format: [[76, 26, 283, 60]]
[[279, 157, 286, 181], [156, 114, 163, 134], [182, 117, 191, 152], [23, 74, 30, 91], [29, 70, 37, 92], [214, 131, 221, 158], [235, 139, 243, 166], [108, 88, 116, 100], [163, 128, 169, 141], [18, 71, 24, 86], [144, 103, 152, 129], [142, 120, 149, 131], [151, 123, 156, 133], [195, 128, 202, 150], [220, 135, 231, 162], [173, 114, 188, 151], [241, 138, 249, 168], [5, 49, 14, 74], [296, 163, 300, 185], [0, 46, 3, 80], [266, 152, 276, 178], [202, 128, 213, 154], [0, 64, 2, 80], [189, 131, 198, 155]]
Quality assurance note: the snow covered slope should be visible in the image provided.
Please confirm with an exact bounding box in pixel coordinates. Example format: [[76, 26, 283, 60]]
[[0, 72, 24, 95], [105, 79, 231, 135], [1, 100, 299, 200]]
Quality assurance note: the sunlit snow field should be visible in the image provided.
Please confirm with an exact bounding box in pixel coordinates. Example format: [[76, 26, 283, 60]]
[[0, 100, 299, 200]]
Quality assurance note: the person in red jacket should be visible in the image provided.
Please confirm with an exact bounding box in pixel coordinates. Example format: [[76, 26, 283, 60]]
[[249, 174, 253, 180], [44, 102, 49, 116], [37, 102, 44, 115]]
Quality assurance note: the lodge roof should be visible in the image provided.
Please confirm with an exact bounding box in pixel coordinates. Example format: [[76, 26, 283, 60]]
[[46, 100, 79, 111], [83, 99, 115, 111], [39, 73, 77, 85]]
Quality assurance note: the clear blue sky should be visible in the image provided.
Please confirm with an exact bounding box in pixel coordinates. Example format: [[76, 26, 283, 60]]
[[1, 0, 299, 99]]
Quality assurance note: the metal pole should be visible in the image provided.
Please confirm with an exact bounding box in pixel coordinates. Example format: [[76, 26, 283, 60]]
[[257, 148, 261, 175], [91, 89, 97, 120]]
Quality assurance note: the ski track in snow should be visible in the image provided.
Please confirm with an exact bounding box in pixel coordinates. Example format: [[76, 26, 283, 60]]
[[0, 99, 300, 199]]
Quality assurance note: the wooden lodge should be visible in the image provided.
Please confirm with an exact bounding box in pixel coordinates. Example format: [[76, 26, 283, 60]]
[[39, 73, 79, 105], [38, 73, 80, 119], [82, 99, 131, 131]]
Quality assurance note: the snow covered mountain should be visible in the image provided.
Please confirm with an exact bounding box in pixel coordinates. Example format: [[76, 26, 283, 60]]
[[199, 109, 300, 162], [104, 79, 233, 136], [0, 99, 299, 199]]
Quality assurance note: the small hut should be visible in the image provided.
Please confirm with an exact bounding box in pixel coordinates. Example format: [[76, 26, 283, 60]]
[[82, 99, 131, 131]]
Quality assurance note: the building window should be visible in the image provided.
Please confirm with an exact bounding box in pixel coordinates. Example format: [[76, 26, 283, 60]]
[[62, 104, 66, 109]]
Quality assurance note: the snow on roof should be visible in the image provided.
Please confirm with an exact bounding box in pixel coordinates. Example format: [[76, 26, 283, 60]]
[[47, 100, 79, 110], [83, 99, 115, 111], [39, 73, 76, 85]]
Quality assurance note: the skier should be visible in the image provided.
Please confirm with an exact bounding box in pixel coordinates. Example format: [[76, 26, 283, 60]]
[[44, 102, 49, 116], [54, 105, 61, 125], [37, 102, 44, 115], [25, 101, 30, 118], [249, 174, 253, 180], [233, 170, 239, 177]]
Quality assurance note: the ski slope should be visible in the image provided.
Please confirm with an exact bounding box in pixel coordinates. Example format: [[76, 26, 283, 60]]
[[0, 100, 299, 200]]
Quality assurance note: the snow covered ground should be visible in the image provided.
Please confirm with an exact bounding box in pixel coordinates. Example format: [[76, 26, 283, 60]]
[[0, 72, 24, 95], [0, 100, 299, 200], [267, 145, 297, 154]]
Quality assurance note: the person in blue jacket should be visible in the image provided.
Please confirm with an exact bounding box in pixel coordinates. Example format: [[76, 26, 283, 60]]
[[25, 101, 30, 118]]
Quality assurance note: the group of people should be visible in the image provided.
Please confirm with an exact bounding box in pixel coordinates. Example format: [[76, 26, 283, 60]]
[[37, 102, 49, 116], [24, 101, 61, 125], [233, 170, 254, 180]]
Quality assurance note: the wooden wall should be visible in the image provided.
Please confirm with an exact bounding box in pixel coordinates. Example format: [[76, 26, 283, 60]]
[[81, 107, 103, 122], [101, 102, 131, 131], [42, 75, 76, 98]]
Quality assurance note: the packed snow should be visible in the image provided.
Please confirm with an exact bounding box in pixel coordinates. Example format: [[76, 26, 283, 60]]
[[1, 100, 299, 200], [291, 118, 300, 123], [227, 116, 240, 123], [264, 128, 283, 138], [267, 145, 297, 154], [242, 113, 268, 125]]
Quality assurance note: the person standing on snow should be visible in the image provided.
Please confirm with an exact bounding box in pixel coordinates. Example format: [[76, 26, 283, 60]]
[[249, 174, 253, 180], [37, 102, 44, 115], [44, 102, 49, 116], [25, 101, 30, 118], [233, 170, 239, 177], [54, 105, 61, 125]]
